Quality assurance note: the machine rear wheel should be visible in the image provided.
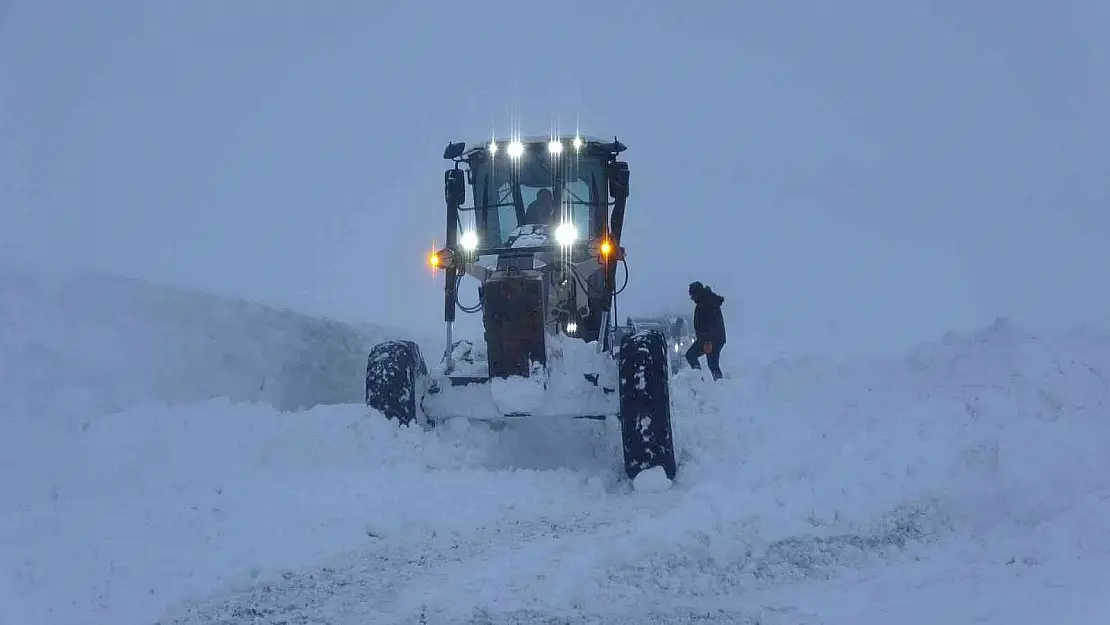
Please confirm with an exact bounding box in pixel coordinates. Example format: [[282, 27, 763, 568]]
[[617, 329, 678, 481], [366, 340, 426, 426]]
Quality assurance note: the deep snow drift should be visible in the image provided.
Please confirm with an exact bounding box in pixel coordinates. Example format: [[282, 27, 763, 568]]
[[4, 263, 1110, 624], [0, 261, 418, 414]]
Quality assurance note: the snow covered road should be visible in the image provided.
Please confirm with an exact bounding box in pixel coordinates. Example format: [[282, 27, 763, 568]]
[[6, 319, 1110, 624]]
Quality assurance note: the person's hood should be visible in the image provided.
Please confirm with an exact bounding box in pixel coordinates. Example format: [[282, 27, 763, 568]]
[[694, 287, 724, 307]]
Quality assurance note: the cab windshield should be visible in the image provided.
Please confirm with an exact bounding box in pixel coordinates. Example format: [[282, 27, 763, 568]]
[[467, 146, 607, 250]]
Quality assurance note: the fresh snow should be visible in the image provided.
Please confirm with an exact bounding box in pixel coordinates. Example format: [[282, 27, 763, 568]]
[[506, 225, 550, 249], [3, 265, 1110, 624], [423, 332, 620, 421], [0, 262, 420, 415], [632, 466, 673, 493]]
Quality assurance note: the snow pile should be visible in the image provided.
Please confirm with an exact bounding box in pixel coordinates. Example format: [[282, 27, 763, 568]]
[[4, 312, 1110, 624], [632, 465, 674, 493], [421, 332, 621, 420], [489, 373, 546, 414], [2, 399, 616, 625], [0, 262, 418, 414], [673, 316, 1110, 538], [656, 317, 1110, 622], [505, 224, 550, 248]]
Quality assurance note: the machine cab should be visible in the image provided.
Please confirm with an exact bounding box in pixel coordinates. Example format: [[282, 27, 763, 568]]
[[449, 135, 625, 256], [435, 134, 629, 351]]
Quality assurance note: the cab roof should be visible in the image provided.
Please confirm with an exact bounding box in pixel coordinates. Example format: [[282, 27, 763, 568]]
[[443, 135, 626, 160]]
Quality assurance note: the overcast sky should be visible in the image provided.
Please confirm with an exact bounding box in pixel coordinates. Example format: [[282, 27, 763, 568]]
[[2, 1, 1107, 356]]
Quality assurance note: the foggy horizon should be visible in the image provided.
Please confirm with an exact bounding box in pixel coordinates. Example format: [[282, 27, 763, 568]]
[[3, 1, 1107, 356]]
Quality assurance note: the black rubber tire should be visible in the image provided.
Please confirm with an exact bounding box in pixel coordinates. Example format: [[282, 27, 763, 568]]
[[617, 328, 678, 481], [365, 340, 426, 426]]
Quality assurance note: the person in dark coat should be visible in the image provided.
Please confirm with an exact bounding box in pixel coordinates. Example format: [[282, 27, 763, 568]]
[[524, 188, 555, 225], [685, 281, 726, 380]]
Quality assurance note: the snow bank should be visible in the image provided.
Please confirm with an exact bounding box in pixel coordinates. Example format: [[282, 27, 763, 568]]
[[1, 398, 619, 625], [0, 262, 419, 414], [673, 316, 1110, 537], [4, 304, 1110, 623], [658, 317, 1110, 622]]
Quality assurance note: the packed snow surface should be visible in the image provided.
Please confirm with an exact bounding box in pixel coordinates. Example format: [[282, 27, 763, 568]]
[[3, 264, 1110, 623]]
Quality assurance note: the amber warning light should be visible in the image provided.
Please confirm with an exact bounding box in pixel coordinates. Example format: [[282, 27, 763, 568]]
[[427, 246, 453, 269], [600, 239, 613, 257]]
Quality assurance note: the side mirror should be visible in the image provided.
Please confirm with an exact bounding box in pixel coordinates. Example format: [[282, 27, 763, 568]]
[[443, 141, 466, 160], [444, 169, 465, 206], [607, 161, 630, 200]]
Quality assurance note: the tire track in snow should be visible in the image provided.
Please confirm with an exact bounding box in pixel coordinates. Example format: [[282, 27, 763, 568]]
[[151, 370, 967, 624], [154, 492, 949, 624]]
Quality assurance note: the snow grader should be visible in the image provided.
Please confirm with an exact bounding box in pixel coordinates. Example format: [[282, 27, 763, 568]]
[[364, 134, 677, 482]]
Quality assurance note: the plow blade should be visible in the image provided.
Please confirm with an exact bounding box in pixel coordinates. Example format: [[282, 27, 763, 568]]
[[420, 372, 618, 423]]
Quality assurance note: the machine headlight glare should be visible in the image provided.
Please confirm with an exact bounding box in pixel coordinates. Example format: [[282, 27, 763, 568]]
[[459, 230, 479, 251], [548, 140, 563, 155], [507, 140, 524, 158], [554, 222, 578, 246]]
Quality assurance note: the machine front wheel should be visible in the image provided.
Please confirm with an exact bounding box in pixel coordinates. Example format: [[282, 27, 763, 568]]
[[617, 329, 678, 481], [365, 340, 427, 426]]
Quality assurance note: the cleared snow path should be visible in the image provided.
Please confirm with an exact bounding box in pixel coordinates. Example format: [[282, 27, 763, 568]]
[[7, 319, 1110, 624]]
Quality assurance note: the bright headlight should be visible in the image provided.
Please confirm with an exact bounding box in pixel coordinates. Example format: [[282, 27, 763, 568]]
[[507, 140, 524, 158], [459, 230, 479, 251], [554, 222, 578, 246], [548, 140, 563, 155]]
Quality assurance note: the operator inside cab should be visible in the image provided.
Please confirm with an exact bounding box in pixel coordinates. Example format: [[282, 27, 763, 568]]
[[523, 188, 556, 226]]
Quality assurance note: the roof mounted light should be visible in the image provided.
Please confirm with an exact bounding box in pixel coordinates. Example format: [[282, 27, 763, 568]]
[[443, 141, 466, 160], [572, 135, 584, 151], [507, 140, 524, 158], [488, 140, 497, 155], [548, 140, 563, 155]]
